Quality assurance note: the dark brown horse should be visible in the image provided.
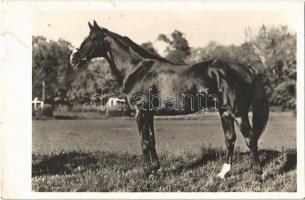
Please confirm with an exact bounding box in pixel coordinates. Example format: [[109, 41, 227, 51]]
[[70, 21, 269, 178]]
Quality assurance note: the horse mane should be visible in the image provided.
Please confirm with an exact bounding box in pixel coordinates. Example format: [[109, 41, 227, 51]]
[[106, 30, 175, 64]]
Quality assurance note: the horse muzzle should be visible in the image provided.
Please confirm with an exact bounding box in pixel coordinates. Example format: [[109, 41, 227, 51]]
[[70, 50, 87, 69]]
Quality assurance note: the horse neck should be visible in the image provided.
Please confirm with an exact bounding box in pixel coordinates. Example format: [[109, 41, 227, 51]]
[[105, 36, 141, 86]]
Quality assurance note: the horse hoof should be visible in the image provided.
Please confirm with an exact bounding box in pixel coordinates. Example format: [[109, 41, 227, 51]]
[[157, 167, 165, 175], [216, 173, 226, 179], [259, 171, 272, 182], [151, 162, 160, 171], [144, 168, 152, 177], [148, 172, 157, 180], [216, 163, 231, 179], [252, 165, 263, 175]]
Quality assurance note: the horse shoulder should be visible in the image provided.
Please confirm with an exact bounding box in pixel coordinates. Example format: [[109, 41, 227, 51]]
[[122, 59, 155, 94]]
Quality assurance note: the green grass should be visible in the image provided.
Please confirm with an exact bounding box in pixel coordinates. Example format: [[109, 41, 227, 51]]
[[32, 147, 296, 192], [32, 112, 296, 192], [32, 113, 296, 154]]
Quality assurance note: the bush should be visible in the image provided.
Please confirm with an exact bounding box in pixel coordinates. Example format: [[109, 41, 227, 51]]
[[33, 104, 54, 119], [42, 104, 54, 116]]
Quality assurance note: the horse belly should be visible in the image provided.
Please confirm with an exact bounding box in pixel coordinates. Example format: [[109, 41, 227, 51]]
[[154, 91, 202, 115]]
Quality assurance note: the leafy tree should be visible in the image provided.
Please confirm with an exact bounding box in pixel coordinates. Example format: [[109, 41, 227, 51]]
[[66, 59, 120, 105], [187, 25, 296, 110], [32, 36, 73, 105], [141, 42, 159, 57], [250, 25, 296, 109], [158, 30, 191, 64]]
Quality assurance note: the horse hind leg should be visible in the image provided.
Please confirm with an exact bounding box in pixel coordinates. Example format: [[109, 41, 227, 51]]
[[236, 114, 262, 174], [217, 110, 236, 179]]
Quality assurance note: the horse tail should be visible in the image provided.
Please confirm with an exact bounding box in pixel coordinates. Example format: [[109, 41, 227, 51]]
[[252, 78, 269, 139]]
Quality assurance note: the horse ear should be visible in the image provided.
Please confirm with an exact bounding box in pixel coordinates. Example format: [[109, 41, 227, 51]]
[[93, 20, 100, 29], [88, 22, 94, 30]]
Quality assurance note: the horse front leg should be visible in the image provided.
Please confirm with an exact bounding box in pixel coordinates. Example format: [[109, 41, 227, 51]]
[[217, 111, 236, 179], [135, 110, 153, 175], [147, 115, 160, 172]]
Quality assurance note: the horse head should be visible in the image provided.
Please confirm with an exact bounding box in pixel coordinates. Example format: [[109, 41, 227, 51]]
[[70, 20, 109, 69]]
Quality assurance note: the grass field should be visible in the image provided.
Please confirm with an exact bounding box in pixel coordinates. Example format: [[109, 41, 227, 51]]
[[32, 112, 297, 192]]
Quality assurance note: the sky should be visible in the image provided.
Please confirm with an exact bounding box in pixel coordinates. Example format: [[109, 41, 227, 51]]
[[32, 10, 297, 53]]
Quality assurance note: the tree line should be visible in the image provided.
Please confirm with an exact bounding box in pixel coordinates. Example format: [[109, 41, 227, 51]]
[[32, 25, 296, 111]]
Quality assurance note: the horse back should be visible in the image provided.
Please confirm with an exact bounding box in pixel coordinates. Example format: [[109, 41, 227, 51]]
[[125, 59, 256, 116]]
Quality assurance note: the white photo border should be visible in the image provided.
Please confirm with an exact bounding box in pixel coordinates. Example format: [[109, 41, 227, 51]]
[[1, 1, 304, 199]]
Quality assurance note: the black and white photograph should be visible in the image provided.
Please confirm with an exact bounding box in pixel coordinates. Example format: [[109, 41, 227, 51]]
[[1, 1, 305, 199]]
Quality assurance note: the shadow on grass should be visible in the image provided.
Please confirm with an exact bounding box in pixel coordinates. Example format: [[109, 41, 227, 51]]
[[33, 115, 80, 120], [32, 147, 296, 178], [236, 149, 297, 173], [171, 147, 225, 174], [53, 115, 80, 120], [32, 151, 143, 177], [171, 147, 296, 175], [277, 149, 297, 173], [32, 151, 98, 176]]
